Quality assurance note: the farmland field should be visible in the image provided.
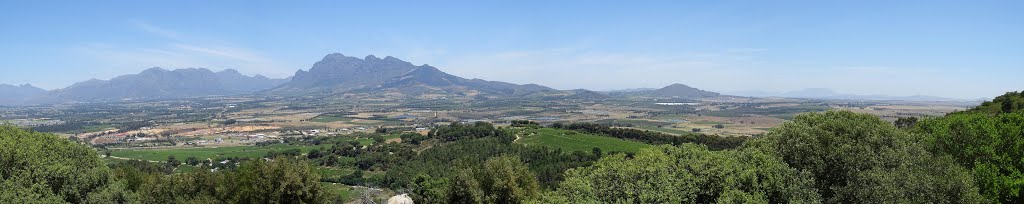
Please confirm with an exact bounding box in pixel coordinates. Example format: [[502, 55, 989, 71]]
[[322, 182, 360, 202], [310, 115, 353, 123], [515, 128, 650, 153], [634, 126, 700, 136], [111, 143, 330, 161]]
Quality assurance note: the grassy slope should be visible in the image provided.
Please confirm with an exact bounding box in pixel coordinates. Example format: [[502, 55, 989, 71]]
[[515, 128, 650, 153]]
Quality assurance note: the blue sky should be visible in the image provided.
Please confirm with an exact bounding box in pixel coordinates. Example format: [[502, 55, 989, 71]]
[[0, 1, 1020, 99]]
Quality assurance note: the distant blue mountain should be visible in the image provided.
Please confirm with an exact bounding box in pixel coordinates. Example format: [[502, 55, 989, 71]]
[[0, 84, 46, 105], [37, 68, 288, 103], [267, 53, 558, 96]]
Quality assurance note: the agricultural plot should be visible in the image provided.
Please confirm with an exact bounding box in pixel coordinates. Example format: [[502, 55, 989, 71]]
[[111, 143, 329, 161], [322, 183, 361, 202], [515, 128, 650, 153], [309, 115, 353, 123], [634, 126, 700, 136]]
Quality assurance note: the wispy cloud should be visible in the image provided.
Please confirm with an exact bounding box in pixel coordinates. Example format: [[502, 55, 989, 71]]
[[69, 21, 293, 79], [133, 21, 182, 41], [172, 44, 271, 64]]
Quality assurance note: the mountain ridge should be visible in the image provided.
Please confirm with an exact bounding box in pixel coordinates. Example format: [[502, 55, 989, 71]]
[[0, 84, 47, 105], [36, 67, 288, 103], [641, 83, 720, 98], [268, 53, 558, 97]]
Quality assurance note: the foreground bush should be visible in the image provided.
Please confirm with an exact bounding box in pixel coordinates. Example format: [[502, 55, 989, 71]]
[[539, 145, 821, 203], [916, 111, 1024, 203], [0, 125, 110, 203], [0, 125, 328, 204], [749, 111, 983, 203]]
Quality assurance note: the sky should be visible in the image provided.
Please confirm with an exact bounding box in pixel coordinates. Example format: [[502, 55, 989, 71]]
[[0, 1, 1021, 99]]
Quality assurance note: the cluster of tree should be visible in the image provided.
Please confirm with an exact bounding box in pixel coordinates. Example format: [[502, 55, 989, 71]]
[[293, 132, 418, 172], [0, 125, 331, 203], [428, 122, 513, 142], [747, 111, 983, 203], [115, 121, 154, 133], [913, 97, 1024, 203], [538, 144, 821, 203], [30, 121, 100, 133], [424, 156, 541, 203], [894, 116, 918, 129], [509, 120, 540, 128], [264, 148, 302, 158], [1, 125, 112, 203], [399, 132, 429, 145], [552, 122, 747, 150], [381, 136, 601, 203]]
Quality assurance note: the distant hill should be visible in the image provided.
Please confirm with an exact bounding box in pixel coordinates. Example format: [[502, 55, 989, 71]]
[[268, 54, 558, 96], [967, 91, 1024, 114], [40, 68, 287, 102], [563, 89, 611, 100], [0, 84, 46, 105], [602, 88, 657, 93], [727, 88, 969, 102], [780, 88, 839, 98], [639, 83, 720, 98]]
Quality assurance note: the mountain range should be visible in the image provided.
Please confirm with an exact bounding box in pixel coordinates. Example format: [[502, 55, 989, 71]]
[[1, 53, 720, 105], [0, 84, 47, 105], [604, 83, 720, 98], [45, 68, 288, 102], [268, 54, 557, 96], [9, 68, 286, 104]]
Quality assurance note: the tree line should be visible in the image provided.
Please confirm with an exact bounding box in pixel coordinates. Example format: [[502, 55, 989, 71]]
[[551, 122, 747, 150]]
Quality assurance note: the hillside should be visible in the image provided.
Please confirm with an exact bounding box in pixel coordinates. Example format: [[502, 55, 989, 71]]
[[642, 83, 720, 98]]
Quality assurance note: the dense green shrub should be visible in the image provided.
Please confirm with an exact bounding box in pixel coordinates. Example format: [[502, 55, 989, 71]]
[[748, 111, 983, 203]]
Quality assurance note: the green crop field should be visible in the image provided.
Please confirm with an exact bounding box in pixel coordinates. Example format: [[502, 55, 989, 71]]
[[352, 134, 399, 144], [310, 115, 353, 123], [174, 165, 199, 173], [322, 182, 360, 202], [111, 143, 330, 161], [78, 124, 115, 133], [111, 133, 408, 161], [634, 126, 699, 136], [515, 128, 650, 153]]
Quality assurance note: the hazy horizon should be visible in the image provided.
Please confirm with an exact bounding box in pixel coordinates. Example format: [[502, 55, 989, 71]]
[[1, 1, 1021, 99]]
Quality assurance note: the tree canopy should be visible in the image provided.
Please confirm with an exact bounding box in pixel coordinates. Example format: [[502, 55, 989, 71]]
[[0, 125, 328, 204], [539, 144, 821, 203], [747, 110, 983, 203], [916, 110, 1024, 203], [0, 125, 109, 203]]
